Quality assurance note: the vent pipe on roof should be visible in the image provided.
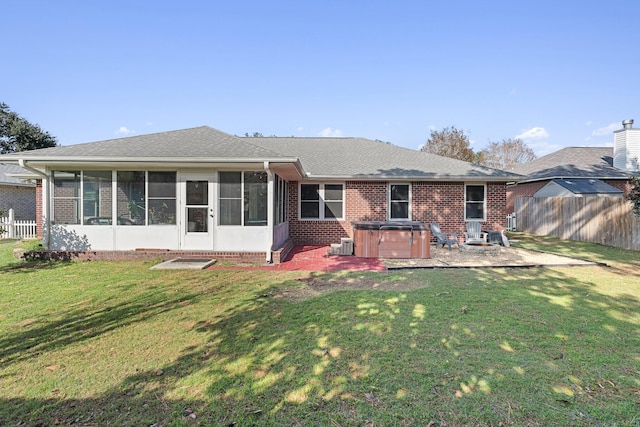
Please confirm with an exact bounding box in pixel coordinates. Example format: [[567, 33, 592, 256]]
[[622, 119, 634, 129]]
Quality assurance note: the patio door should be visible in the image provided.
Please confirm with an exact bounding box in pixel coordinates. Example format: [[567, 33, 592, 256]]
[[181, 172, 215, 250]]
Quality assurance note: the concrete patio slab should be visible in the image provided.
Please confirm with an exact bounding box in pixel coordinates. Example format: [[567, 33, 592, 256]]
[[151, 258, 217, 270]]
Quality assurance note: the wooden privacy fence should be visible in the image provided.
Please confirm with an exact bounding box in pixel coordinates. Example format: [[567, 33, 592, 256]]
[[515, 197, 640, 251], [0, 209, 38, 240]]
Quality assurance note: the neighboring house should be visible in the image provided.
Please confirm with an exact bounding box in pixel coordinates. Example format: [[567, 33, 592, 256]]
[[0, 163, 37, 220], [506, 119, 640, 213], [0, 126, 520, 262]]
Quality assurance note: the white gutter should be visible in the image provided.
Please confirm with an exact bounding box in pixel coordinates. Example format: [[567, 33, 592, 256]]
[[264, 161, 274, 264], [304, 175, 522, 182], [3, 156, 301, 165], [18, 159, 50, 247]]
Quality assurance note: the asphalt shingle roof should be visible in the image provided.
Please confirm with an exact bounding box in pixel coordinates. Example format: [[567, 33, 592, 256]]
[[0, 126, 522, 181], [0, 164, 35, 186], [511, 147, 632, 181], [4, 126, 287, 160], [549, 178, 623, 195], [247, 137, 521, 180]]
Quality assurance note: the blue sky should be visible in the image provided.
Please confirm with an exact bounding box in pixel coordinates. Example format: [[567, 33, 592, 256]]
[[4, 0, 640, 157]]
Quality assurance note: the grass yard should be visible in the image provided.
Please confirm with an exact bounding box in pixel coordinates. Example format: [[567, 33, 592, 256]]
[[0, 236, 639, 426]]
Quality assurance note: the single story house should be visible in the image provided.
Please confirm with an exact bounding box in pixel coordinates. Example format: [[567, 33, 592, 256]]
[[507, 119, 640, 213], [0, 163, 36, 220], [0, 126, 521, 262]]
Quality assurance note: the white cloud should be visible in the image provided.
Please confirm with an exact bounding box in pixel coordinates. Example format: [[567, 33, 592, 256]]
[[297, 126, 304, 132], [527, 141, 561, 157], [515, 127, 549, 141], [513, 127, 552, 157], [584, 120, 593, 127], [591, 122, 619, 137], [319, 127, 343, 137], [116, 126, 134, 135]]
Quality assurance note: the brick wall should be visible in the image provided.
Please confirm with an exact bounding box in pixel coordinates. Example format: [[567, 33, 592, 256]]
[[604, 179, 632, 196], [287, 181, 349, 245], [413, 182, 507, 235], [288, 180, 509, 245], [24, 249, 266, 263], [0, 185, 36, 220], [486, 182, 508, 230], [412, 182, 464, 232], [506, 181, 547, 213]]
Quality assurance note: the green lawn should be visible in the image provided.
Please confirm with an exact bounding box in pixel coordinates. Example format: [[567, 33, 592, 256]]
[[0, 237, 639, 426]]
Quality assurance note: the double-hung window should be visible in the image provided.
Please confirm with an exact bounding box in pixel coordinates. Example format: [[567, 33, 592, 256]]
[[389, 184, 410, 220], [299, 183, 344, 220], [465, 184, 486, 221]]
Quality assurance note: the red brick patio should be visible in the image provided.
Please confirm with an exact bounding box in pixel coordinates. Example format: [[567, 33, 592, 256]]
[[208, 245, 387, 272]]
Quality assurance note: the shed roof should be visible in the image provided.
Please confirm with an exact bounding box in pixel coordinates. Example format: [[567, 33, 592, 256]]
[[547, 178, 624, 195]]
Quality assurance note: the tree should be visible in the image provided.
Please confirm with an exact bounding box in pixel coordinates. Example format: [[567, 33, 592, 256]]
[[421, 126, 474, 162], [477, 138, 536, 170], [0, 103, 57, 153]]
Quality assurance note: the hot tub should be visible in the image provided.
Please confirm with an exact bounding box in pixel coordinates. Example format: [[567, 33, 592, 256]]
[[351, 221, 431, 259]]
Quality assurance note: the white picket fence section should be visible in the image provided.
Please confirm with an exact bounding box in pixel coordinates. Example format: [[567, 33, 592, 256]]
[[506, 212, 516, 231], [0, 209, 38, 239]]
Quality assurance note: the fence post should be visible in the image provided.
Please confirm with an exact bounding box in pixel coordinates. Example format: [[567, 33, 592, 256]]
[[8, 208, 15, 239]]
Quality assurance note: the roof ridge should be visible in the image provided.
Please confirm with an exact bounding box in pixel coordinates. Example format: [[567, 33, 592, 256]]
[[245, 136, 365, 140]]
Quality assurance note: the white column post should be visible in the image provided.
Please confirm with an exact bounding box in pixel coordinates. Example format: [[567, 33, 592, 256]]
[[8, 208, 15, 239]]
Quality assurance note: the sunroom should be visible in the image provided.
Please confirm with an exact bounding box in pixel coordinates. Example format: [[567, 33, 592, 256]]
[[41, 165, 292, 260]]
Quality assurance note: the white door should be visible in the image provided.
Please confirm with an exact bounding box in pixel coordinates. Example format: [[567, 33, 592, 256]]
[[181, 173, 215, 250]]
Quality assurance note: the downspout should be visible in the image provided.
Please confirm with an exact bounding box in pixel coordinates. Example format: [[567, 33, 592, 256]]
[[264, 161, 274, 264], [18, 159, 50, 248]]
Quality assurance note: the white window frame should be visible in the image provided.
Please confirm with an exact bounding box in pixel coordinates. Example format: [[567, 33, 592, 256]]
[[464, 183, 487, 221], [274, 175, 288, 225], [218, 171, 268, 227], [298, 182, 344, 221], [388, 183, 411, 221]]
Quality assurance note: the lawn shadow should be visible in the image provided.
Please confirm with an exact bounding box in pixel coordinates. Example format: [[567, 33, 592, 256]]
[[0, 258, 73, 273], [0, 288, 203, 368], [1, 265, 639, 426]]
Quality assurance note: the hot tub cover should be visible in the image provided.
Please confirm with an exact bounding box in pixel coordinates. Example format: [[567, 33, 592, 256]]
[[351, 221, 430, 230]]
